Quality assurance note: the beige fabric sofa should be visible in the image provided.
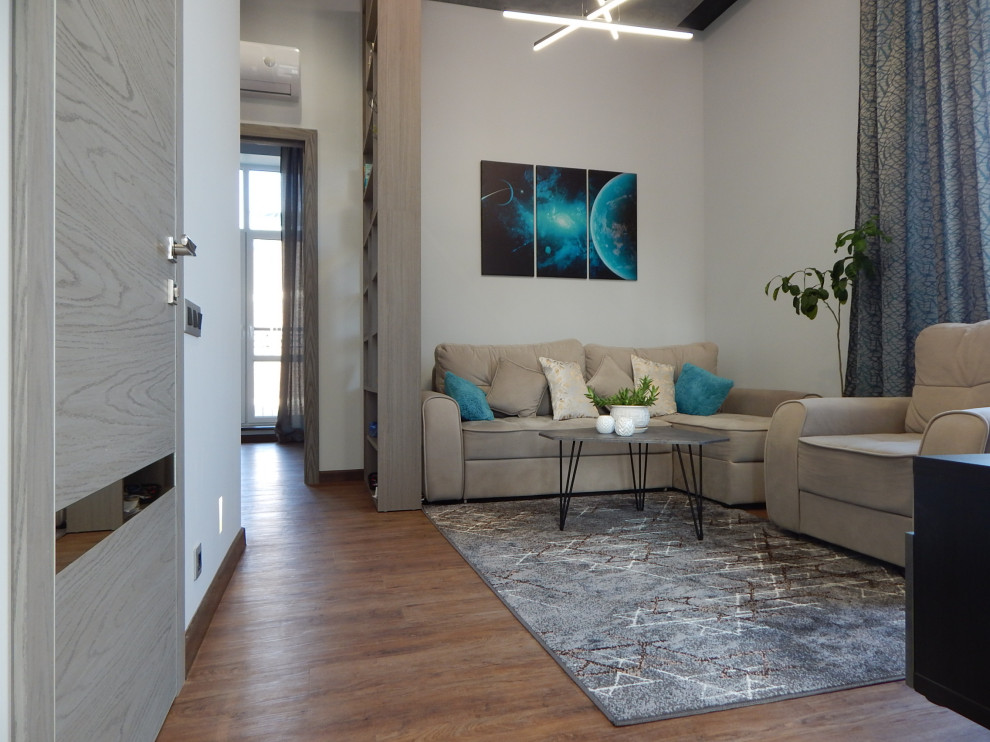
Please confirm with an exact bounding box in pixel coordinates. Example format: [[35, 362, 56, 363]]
[[764, 320, 990, 567], [422, 338, 813, 505]]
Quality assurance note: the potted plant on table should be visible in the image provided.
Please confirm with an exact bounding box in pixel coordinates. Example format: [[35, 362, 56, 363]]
[[586, 376, 660, 436]]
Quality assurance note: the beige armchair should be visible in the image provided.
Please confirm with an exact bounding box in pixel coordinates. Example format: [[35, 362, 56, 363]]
[[764, 320, 990, 566]]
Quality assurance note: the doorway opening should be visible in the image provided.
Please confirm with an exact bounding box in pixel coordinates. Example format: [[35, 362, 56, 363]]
[[240, 124, 320, 485]]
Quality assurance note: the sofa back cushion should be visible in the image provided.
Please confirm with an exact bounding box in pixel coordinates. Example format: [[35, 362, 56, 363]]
[[585, 342, 718, 385], [434, 339, 585, 417], [905, 320, 990, 433]]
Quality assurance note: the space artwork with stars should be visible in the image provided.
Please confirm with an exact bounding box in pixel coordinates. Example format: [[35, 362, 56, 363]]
[[480, 160, 535, 276], [536, 165, 587, 278], [480, 160, 637, 281]]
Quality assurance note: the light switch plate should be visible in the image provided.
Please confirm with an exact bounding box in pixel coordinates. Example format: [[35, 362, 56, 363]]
[[184, 299, 203, 337]]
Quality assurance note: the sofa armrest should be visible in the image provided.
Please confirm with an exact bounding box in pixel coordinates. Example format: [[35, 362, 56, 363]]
[[920, 407, 990, 455], [421, 391, 465, 502], [721, 387, 820, 417], [764, 396, 911, 530]]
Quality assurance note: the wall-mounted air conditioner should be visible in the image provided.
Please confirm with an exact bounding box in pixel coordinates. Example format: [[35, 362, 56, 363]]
[[240, 41, 301, 99]]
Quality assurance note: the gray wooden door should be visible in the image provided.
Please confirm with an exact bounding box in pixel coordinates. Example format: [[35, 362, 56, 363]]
[[54, 0, 178, 510], [51, 0, 182, 738]]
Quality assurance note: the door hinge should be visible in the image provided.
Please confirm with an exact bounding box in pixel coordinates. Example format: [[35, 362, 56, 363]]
[[166, 278, 179, 305]]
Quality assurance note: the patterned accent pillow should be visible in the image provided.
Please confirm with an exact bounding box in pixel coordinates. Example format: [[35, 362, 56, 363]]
[[675, 362, 734, 416], [444, 371, 495, 421], [538, 356, 599, 421], [631, 354, 676, 416]]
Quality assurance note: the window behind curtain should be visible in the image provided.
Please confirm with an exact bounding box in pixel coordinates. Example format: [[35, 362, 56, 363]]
[[239, 144, 283, 426]]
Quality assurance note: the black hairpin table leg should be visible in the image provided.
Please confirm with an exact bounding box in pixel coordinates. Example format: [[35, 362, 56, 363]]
[[627, 442, 650, 511], [558, 440, 583, 530], [674, 444, 704, 540]]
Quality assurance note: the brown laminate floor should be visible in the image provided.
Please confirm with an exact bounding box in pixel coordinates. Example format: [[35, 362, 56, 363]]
[[156, 442, 990, 741]]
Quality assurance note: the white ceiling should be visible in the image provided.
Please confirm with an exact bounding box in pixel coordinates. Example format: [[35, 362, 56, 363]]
[[430, 0, 739, 31], [274, 0, 361, 12], [264, 1, 738, 31]]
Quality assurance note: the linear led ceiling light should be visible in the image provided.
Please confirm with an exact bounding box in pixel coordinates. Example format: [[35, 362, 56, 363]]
[[504, 0, 625, 50], [526, 0, 626, 49], [504, 1, 693, 51], [596, 0, 620, 40]]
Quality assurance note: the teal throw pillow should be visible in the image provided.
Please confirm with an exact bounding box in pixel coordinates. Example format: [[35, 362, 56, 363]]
[[675, 362, 734, 416], [444, 371, 494, 421]]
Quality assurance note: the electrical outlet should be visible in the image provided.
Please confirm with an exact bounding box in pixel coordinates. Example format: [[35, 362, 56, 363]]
[[194, 543, 202, 580]]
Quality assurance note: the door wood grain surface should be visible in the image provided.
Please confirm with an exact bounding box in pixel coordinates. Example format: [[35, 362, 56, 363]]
[[51, 0, 182, 738], [54, 0, 177, 511]]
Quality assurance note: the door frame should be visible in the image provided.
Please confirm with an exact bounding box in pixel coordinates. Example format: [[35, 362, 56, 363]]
[[11, 0, 57, 734], [240, 124, 320, 485]]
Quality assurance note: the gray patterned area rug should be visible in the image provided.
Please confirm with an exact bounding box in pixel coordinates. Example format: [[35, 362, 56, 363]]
[[424, 493, 905, 726]]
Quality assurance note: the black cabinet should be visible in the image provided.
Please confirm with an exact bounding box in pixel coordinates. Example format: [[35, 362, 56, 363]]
[[909, 454, 990, 729]]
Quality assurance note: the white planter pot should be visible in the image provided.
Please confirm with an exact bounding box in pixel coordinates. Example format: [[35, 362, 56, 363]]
[[609, 405, 649, 433]]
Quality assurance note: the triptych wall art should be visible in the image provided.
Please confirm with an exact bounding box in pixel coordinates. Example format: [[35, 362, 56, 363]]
[[480, 160, 637, 281]]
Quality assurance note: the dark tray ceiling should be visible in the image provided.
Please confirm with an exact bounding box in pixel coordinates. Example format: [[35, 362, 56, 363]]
[[431, 0, 739, 32]]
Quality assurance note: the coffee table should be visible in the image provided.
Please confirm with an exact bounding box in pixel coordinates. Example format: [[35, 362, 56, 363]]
[[539, 426, 729, 538]]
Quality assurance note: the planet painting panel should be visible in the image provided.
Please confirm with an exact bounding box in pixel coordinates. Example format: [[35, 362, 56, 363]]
[[589, 170, 637, 281], [480, 160, 636, 281], [536, 165, 588, 279], [481, 160, 535, 277]]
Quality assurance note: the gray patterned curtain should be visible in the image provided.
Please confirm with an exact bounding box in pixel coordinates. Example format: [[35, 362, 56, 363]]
[[848, 0, 990, 396], [275, 146, 305, 442]]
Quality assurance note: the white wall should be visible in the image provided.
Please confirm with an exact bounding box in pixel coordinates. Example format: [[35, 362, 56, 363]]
[[182, 0, 243, 626], [1, 0, 10, 732], [229, 0, 858, 478], [703, 0, 860, 396], [421, 2, 706, 387], [241, 0, 363, 474]]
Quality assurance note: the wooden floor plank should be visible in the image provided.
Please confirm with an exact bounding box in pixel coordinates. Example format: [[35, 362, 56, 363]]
[[157, 443, 990, 741]]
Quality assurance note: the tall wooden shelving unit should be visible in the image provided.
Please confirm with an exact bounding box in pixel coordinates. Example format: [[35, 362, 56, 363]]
[[362, 0, 422, 511]]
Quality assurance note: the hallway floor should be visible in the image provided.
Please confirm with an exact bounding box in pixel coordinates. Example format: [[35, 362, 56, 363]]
[[156, 443, 990, 741]]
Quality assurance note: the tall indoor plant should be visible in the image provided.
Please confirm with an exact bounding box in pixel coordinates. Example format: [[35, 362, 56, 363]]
[[764, 218, 890, 391]]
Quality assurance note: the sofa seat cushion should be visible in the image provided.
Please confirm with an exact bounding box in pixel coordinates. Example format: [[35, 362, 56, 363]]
[[460, 417, 672, 461], [664, 413, 769, 463], [797, 433, 922, 516]]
